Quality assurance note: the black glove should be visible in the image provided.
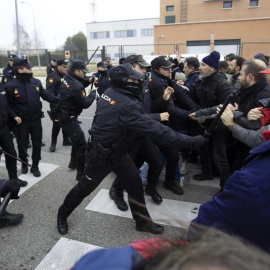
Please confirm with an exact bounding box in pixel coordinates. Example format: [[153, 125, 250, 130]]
[[2, 180, 20, 199]]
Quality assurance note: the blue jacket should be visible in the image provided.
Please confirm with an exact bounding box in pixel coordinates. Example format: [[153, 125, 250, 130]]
[[190, 140, 270, 252], [72, 246, 144, 270], [0, 179, 7, 197]]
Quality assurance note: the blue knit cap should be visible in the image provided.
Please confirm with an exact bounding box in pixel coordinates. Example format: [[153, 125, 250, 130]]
[[202, 51, 220, 70]]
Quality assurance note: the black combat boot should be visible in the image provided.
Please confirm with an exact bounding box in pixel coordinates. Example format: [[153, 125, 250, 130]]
[[57, 209, 68, 235], [136, 221, 164, 234], [49, 140, 57, 152], [145, 183, 162, 204], [109, 185, 128, 211], [21, 159, 29, 174], [0, 211, 24, 228], [30, 161, 41, 177], [9, 172, 28, 187]]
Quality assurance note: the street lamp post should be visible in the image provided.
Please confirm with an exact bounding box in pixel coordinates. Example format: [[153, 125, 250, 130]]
[[15, 0, 21, 56], [21, 1, 41, 68]]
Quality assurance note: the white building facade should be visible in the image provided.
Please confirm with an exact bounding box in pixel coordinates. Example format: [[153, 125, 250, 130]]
[[86, 18, 159, 62]]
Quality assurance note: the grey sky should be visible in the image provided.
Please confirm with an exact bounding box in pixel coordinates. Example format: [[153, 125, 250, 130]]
[[0, 0, 160, 50]]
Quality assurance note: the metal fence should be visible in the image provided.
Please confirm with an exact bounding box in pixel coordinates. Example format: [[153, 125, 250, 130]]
[[1, 41, 269, 69]]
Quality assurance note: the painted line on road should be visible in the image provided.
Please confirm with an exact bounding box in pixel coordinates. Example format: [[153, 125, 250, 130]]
[[35, 237, 101, 270], [0, 161, 59, 196], [86, 189, 200, 228]]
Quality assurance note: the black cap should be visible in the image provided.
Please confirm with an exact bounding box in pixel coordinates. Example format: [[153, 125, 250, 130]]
[[151, 56, 175, 69], [105, 57, 111, 61], [57, 59, 69, 66], [70, 60, 89, 72], [52, 59, 57, 62], [126, 55, 150, 67], [8, 54, 17, 60], [97, 62, 107, 68], [109, 63, 144, 81], [13, 57, 32, 69]]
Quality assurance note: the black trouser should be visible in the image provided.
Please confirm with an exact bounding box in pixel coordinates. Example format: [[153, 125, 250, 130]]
[[157, 144, 179, 182], [51, 120, 69, 145], [112, 137, 163, 191], [59, 150, 151, 225], [0, 126, 18, 175], [200, 126, 231, 188], [16, 119, 42, 163], [60, 120, 86, 174]]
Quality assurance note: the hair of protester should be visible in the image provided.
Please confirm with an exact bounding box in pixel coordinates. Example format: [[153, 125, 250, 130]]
[[184, 57, 200, 70], [220, 61, 229, 70], [139, 229, 270, 270], [230, 56, 246, 68], [242, 59, 267, 82]]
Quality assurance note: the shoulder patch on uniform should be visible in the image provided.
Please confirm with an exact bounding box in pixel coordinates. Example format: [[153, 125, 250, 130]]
[[36, 87, 40, 91], [82, 90, 86, 96], [259, 98, 270, 108], [14, 89, 18, 94], [49, 78, 54, 83], [4, 78, 7, 83]]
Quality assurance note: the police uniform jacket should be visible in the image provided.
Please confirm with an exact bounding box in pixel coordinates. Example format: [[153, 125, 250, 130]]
[[2, 65, 15, 86], [194, 71, 233, 108], [149, 70, 198, 131], [46, 64, 56, 76], [91, 84, 201, 161], [46, 69, 64, 111], [59, 71, 96, 116], [5, 77, 55, 121], [93, 71, 111, 96]]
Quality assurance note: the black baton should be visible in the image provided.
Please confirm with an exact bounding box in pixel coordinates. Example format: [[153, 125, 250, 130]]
[[204, 94, 233, 136], [0, 192, 12, 218], [1, 149, 31, 167]]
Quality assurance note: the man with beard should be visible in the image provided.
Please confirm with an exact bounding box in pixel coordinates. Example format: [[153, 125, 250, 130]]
[[192, 51, 233, 192], [58, 60, 96, 182], [46, 59, 72, 152], [228, 59, 270, 170], [228, 56, 246, 91], [57, 63, 206, 235], [5, 57, 56, 177]]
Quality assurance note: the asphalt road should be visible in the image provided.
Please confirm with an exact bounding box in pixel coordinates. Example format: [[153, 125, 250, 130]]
[[0, 77, 220, 270]]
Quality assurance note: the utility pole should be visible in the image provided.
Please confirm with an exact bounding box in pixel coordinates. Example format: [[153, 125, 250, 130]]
[[21, 1, 41, 68], [15, 0, 21, 56], [89, 0, 96, 23]]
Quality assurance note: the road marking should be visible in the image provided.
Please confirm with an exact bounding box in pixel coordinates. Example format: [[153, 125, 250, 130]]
[[0, 161, 59, 196], [86, 189, 200, 228], [35, 237, 101, 270]]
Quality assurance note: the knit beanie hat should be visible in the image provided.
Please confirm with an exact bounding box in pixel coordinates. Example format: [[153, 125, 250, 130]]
[[202, 51, 220, 70]]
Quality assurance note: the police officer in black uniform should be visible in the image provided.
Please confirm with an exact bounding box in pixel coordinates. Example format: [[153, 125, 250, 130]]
[[92, 62, 111, 97], [46, 59, 57, 75], [46, 59, 71, 152], [1, 54, 17, 90], [0, 178, 23, 228], [58, 60, 96, 181], [0, 93, 27, 187], [57, 63, 206, 235], [5, 57, 56, 177]]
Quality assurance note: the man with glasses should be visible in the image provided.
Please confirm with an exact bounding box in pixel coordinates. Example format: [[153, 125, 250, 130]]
[[46, 59, 72, 152], [58, 60, 96, 181]]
